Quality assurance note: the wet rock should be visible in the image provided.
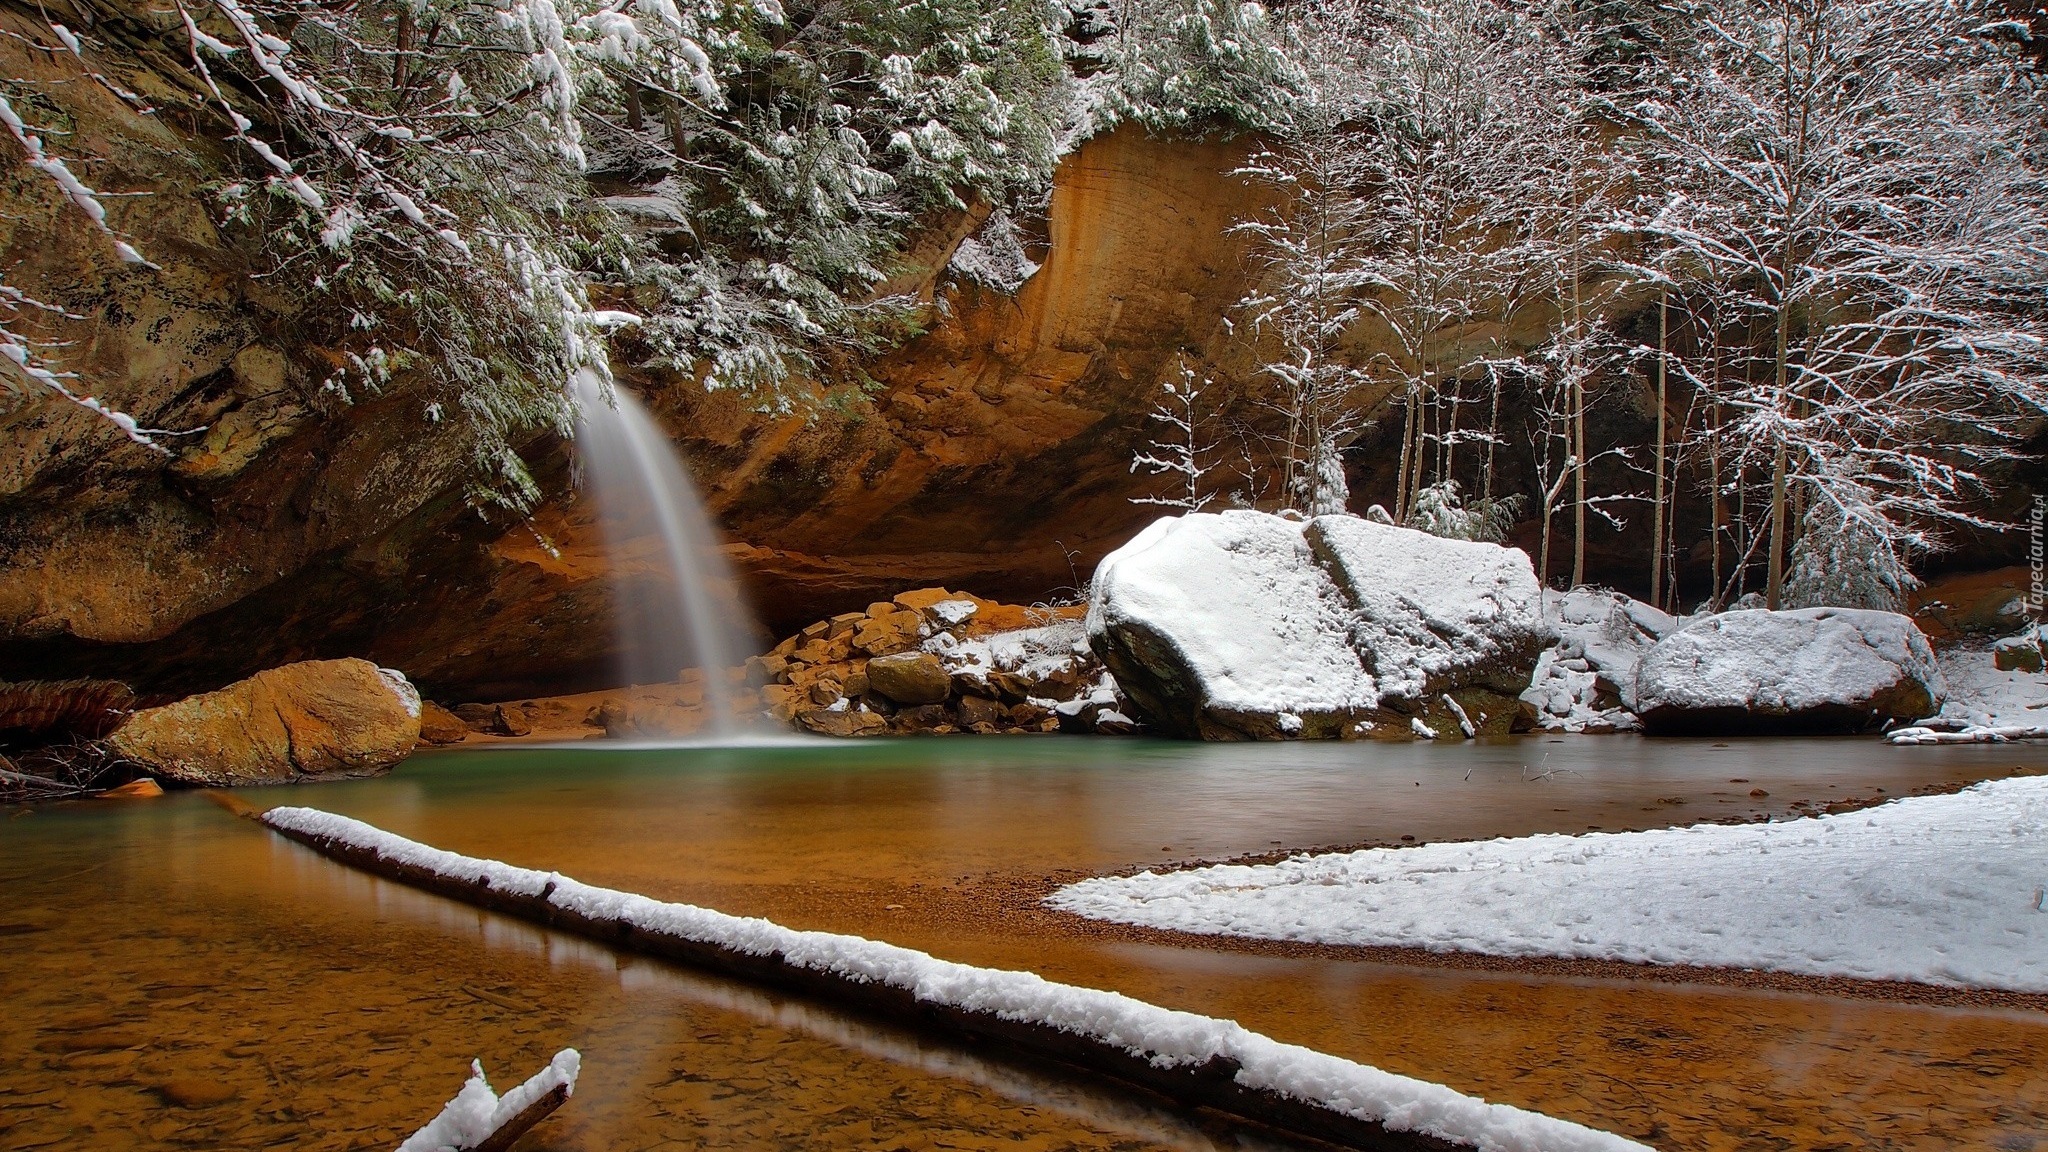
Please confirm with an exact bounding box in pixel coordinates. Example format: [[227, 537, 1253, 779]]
[[97, 779, 163, 799], [1093, 710, 1139, 735], [489, 704, 532, 737], [1635, 608, 1946, 736], [865, 653, 952, 705], [1007, 702, 1052, 727], [107, 659, 420, 786], [417, 701, 469, 745], [955, 694, 1003, 728], [892, 704, 953, 731], [795, 708, 888, 738], [153, 1079, 236, 1109]]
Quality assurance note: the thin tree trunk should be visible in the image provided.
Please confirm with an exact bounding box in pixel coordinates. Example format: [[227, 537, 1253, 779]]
[[1651, 289, 1668, 608], [1766, 442, 1788, 609]]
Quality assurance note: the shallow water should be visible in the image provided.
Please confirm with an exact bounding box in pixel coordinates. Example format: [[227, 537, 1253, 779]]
[[6, 735, 2046, 1151]]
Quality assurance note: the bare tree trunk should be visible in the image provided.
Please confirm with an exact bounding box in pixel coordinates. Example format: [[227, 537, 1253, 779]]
[[1651, 289, 1668, 608], [1569, 193, 1586, 589], [1766, 442, 1788, 609], [1710, 401, 1724, 608]]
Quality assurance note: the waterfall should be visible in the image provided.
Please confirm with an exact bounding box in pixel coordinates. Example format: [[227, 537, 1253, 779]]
[[572, 370, 757, 738]]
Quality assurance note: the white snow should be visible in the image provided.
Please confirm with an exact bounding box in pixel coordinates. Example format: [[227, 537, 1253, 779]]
[[948, 209, 1041, 292], [1886, 642, 2048, 745], [377, 667, 423, 721], [927, 615, 1094, 693], [1085, 512, 1379, 716], [396, 1048, 579, 1152], [1520, 589, 1676, 732], [1306, 516, 1549, 705], [261, 807, 1645, 1152], [1634, 607, 1945, 715], [1050, 775, 2048, 992]]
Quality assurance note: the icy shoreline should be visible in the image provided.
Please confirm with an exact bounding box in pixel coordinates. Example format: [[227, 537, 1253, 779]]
[[259, 806, 1647, 1152], [1050, 775, 2048, 992]]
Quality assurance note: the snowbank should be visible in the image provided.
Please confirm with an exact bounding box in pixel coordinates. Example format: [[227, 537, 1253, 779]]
[[260, 806, 1645, 1152], [1086, 512, 1547, 740], [1634, 608, 1944, 734], [1050, 775, 2048, 991]]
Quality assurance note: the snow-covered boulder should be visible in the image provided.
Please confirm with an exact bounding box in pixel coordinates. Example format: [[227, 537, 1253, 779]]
[[1086, 511, 1550, 740], [1521, 589, 1678, 732], [1634, 608, 1945, 735]]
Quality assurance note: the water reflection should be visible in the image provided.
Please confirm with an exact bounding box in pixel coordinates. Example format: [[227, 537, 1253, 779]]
[[6, 734, 2047, 1151]]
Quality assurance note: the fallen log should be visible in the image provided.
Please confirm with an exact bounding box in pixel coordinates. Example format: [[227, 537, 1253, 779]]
[[397, 1049, 579, 1152], [258, 805, 1649, 1152]]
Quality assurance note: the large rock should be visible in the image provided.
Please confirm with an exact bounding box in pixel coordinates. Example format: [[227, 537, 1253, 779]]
[[1634, 608, 1946, 735], [864, 652, 953, 705], [1086, 511, 1549, 740], [107, 659, 422, 786]]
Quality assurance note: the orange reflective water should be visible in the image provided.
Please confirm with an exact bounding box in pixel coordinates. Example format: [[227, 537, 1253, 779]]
[[6, 734, 2046, 1151]]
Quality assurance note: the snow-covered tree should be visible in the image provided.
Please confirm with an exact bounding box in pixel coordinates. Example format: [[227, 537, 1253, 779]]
[[1405, 479, 1520, 542], [1130, 359, 1222, 512], [1634, 0, 2048, 608]]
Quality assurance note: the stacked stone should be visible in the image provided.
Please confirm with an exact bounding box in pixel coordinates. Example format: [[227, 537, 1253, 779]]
[[748, 589, 1089, 737]]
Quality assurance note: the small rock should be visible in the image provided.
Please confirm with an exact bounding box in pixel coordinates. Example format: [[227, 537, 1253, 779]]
[[956, 695, 1003, 729], [892, 703, 953, 731], [866, 652, 952, 705], [892, 587, 957, 613], [796, 708, 888, 738], [154, 1079, 236, 1108], [1007, 702, 1052, 727], [853, 610, 924, 657], [417, 701, 469, 745], [1993, 633, 2045, 673], [744, 654, 791, 686], [97, 779, 163, 799], [490, 704, 532, 737], [808, 679, 844, 707], [843, 671, 870, 698], [1749, 788, 1769, 798], [1093, 710, 1139, 735]]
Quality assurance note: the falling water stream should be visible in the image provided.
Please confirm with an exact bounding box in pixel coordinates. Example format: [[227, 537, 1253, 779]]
[[571, 370, 758, 737]]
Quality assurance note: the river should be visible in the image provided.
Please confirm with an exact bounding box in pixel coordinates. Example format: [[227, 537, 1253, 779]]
[[4, 734, 2043, 1150]]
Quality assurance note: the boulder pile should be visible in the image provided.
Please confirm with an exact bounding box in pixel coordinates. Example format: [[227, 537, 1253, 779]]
[[749, 589, 1129, 737]]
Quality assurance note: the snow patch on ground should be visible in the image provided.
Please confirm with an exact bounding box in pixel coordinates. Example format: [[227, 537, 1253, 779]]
[[1888, 644, 2048, 744], [930, 617, 1089, 680], [262, 807, 1645, 1152], [1050, 776, 2048, 991]]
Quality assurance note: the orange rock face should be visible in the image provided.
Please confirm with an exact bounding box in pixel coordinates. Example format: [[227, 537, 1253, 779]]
[[0, 122, 1275, 700]]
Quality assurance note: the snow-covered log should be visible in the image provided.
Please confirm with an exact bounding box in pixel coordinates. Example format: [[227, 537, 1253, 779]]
[[397, 1050, 579, 1152], [1633, 608, 1944, 735], [1085, 511, 1548, 740], [258, 806, 1647, 1152]]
